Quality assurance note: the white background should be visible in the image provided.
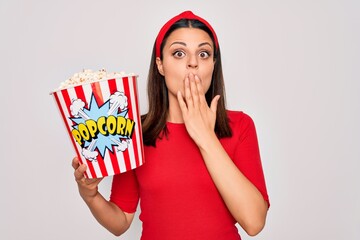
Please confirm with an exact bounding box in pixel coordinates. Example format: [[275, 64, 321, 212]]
[[1, 0, 359, 239]]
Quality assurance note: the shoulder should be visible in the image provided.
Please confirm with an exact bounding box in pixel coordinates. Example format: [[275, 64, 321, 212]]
[[226, 110, 258, 138], [227, 110, 255, 126]]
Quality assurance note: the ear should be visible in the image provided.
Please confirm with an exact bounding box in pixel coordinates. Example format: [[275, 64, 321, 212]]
[[156, 57, 165, 76]]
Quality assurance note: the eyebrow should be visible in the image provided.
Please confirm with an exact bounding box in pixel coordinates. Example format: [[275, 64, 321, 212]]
[[170, 41, 213, 48], [198, 42, 213, 48], [170, 41, 186, 47]]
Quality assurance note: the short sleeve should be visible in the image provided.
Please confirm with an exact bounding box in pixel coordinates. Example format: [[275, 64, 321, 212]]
[[109, 170, 140, 213], [231, 112, 270, 208]]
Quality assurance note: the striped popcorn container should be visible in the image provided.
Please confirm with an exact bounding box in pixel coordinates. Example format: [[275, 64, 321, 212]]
[[51, 74, 144, 178]]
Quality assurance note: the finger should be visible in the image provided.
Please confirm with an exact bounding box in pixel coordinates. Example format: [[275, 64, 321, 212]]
[[74, 163, 87, 181], [195, 75, 207, 104], [189, 74, 199, 108], [184, 75, 193, 107], [72, 157, 79, 170], [85, 177, 103, 186], [95, 177, 103, 184], [210, 95, 221, 113], [177, 91, 188, 115]]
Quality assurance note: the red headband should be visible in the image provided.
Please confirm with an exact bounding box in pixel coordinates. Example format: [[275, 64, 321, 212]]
[[155, 11, 219, 58]]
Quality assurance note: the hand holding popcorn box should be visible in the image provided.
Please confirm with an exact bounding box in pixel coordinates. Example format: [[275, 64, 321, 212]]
[[51, 69, 145, 178]]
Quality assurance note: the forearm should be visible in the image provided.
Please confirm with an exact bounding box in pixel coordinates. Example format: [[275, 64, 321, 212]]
[[83, 192, 133, 236], [199, 132, 268, 236]]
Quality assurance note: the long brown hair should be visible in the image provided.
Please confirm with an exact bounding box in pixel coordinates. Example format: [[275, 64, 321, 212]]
[[142, 19, 232, 146]]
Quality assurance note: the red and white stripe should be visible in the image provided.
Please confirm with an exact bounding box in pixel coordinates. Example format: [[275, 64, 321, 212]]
[[52, 76, 145, 178]]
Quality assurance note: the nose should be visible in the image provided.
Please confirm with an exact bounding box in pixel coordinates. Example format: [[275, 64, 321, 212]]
[[187, 54, 198, 69]]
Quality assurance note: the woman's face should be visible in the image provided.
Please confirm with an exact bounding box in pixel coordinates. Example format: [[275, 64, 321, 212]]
[[156, 27, 215, 99]]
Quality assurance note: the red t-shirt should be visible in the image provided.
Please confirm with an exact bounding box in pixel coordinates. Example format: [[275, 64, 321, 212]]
[[110, 111, 269, 239]]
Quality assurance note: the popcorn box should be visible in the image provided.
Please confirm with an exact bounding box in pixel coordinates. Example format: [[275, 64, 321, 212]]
[[51, 74, 144, 178]]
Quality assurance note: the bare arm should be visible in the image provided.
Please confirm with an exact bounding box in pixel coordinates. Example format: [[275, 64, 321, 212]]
[[177, 74, 268, 236], [72, 157, 135, 236], [197, 133, 268, 236]]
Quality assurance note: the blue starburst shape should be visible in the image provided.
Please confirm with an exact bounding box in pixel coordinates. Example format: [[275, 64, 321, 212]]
[[70, 94, 130, 158]]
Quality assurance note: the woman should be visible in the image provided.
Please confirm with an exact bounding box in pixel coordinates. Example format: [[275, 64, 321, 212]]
[[72, 10, 269, 239]]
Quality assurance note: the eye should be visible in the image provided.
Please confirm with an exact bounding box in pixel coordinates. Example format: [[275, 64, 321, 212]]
[[199, 51, 211, 59], [172, 50, 186, 58]]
